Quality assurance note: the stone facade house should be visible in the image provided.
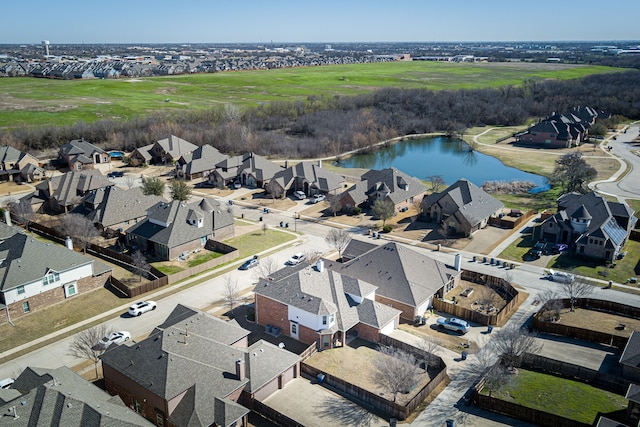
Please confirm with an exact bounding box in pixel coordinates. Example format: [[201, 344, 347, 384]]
[[255, 261, 401, 351], [208, 152, 283, 189], [29, 170, 114, 214], [422, 178, 504, 236], [0, 146, 44, 183], [59, 138, 111, 171], [150, 135, 197, 164], [516, 107, 598, 148], [101, 304, 300, 427], [0, 224, 112, 324], [125, 198, 234, 260], [175, 144, 229, 180], [129, 143, 154, 165], [268, 160, 346, 198]]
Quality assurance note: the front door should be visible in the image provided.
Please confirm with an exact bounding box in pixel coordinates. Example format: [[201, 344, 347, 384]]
[[290, 321, 299, 339]]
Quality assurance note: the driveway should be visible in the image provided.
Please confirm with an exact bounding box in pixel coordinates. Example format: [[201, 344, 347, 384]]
[[593, 123, 640, 200], [262, 377, 388, 427]]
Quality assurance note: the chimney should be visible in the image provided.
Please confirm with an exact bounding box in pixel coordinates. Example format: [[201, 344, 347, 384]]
[[454, 253, 461, 271], [4, 209, 11, 227], [317, 159, 322, 168], [65, 236, 73, 250], [284, 160, 288, 169], [235, 359, 245, 380], [316, 259, 324, 273]]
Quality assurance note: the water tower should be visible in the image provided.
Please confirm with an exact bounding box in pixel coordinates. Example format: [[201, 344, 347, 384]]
[[42, 40, 50, 56]]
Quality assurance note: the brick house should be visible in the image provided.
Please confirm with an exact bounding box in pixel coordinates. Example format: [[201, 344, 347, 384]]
[[208, 152, 283, 189], [125, 198, 234, 260], [0, 145, 44, 183], [101, 304, 300, 427], [150, 135, 197, 165], [536, 192, 636, 263], [267, 160, 346, 198], [59, 138, 111, 171], [175, 144, 228, 180], [340, 167, 428, 213], [0, 224, 112, 324], [254, 260, 401, 351]]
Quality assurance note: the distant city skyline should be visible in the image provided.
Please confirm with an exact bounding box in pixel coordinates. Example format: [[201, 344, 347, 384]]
[[3, 0, 640, 45]]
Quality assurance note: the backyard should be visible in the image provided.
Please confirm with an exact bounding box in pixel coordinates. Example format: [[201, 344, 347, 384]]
[[545, 307, 640, 339]]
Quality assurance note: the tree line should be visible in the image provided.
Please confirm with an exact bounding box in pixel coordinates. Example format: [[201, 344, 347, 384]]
[[2, 69, 639, 159]]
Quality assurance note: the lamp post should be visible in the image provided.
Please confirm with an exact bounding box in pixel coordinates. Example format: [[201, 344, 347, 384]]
[[294, 212, 297, 232]]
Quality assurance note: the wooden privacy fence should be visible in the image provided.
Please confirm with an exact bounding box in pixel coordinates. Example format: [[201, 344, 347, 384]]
[[488, 209, 535, 229], [252, 400, 303, 427], [433, 271, 520, 326]]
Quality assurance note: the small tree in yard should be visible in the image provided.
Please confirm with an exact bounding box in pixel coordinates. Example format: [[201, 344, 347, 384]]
[[170, 179, 192, 202], [470, 346, 510, 397], [371, 346, 420, 402], [325, 228, 352, 261], [429, 175, 445, 193], [327, 194, 342, 216], [254, 257, 280, 280], [9, 199, 36, 231], [141, 176, 165, 196], [371, 199, 395, 226], [223, 277, 241, 316], [490, 324, 542, 370], [131, 250, 150, 282], [417, 337, 440, 370], [69, 324, 114, 379], [60, 213, 100, 253], [560, 278, 593, 312], [538, 289, 563, 322]]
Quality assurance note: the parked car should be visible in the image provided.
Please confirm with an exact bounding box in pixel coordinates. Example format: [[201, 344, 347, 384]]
[[543, 242, 559, 255], [546, 269, 574, 284], [128, 301, 157, 316], [233, 181, 242, 189], [239, 255, 259, 270], [311, 194, 326, 203], [0, 377, 14, 389], [437, 317, 470, 334], [93, 331, 131, 350], [107, 171, 124, 178], [287, 252, 306, 265], [528, 241, 545, 259], [293, 190, 306, 200]]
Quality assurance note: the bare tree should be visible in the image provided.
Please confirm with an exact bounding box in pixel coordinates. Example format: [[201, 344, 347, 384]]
[[9, 199, 36, 231], [417, 337, 440, 370], [475, 283, 500, 313], [125, 175, 136, 189], [371, 199, 395, 227], [60, 213, 100, 253], [254, 257, 280, 280], [559, 278, 593, 312], [265, 180, 284, 202], [130, 250, 150, 282], [327, 194, 342, 217], [223, 277, 241, 316], [469, 346, 510, 397], [490, 324, 543, 370], [325, 228, 352, 261], [537, 289, 563, 322], [69, 324, 114, 379], [305, 250, 323, 267], [429, 175, 445, 193], [371, 346, 420, 402]]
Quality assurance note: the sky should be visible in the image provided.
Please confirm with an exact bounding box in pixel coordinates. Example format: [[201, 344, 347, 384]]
[[3, 0, 640, 45]]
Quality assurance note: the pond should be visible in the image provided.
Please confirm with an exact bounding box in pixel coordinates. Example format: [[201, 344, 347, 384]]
[[338, 137, 549, 192]]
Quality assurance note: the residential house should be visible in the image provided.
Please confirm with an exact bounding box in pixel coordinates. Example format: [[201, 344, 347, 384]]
[[126, 198, 234, 260], [536, 192, 636, 262], [0, 146, 44, 183], [422, 178, 504, 236], [0, 228, 112, 323], [59, 138, 111, 171], [101, 304, 301, 427], [208, 152, 283, 189], [0, 366, 150, 426], [74, 186, 165, 233], [28, 170, 114, 214], [129, 143, 154, 166], [621, 332, 640, 383], [330, 241, 461, 321], [255, 260, 401, 351], [340, 167, 428, 213], [268, 160, 346, 198], [175, 144, 228, 180], [150, 135, 197, 164], [516, 108, 598, 148]]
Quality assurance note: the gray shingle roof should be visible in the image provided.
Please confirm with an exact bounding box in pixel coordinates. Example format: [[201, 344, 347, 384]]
[[360, 167, 428, 205], [60, 138, 107, 158], [35, 170, 113, 209], [0, 233, 100, 292], [79, 186, 165, 229], [178, 144, 228, 176], [1, 366, 149, 426], [620, 331, 640, 368], [272, 161, 345, 193], [155, 135, 197, 160]]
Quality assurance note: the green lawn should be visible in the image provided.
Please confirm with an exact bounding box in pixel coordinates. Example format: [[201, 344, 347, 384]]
[[0, 62, 621, 128], [486, 369, 627, 424], [223, 227, 296, 259]]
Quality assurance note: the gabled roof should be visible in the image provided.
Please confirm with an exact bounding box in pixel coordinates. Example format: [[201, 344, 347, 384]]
[[78, 186, 165, 229], [239, 153, 283, 183], [35, 170, 113, 208], [131, 143, 154, 162], [155, 135, 197, 160], [423, 178, 504, 227], [178, 144, 228, 176], [621, 331, 640, 368], [0, 366, 149, 426], [126, 198, 234, 249], [360, 168, 427, 204], [331, 242, 459, 307], [271, 161, 345, 193], [0, 233, 102, 292], [0, 145, 26, 164], [60, 138, 106, 158]]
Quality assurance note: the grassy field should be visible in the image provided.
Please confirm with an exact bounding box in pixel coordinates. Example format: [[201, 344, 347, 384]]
[[486, 369, 627, 424], [0, 62, 621, 129]]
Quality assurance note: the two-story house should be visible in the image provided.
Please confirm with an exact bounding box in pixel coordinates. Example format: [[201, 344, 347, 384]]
[[150, 135, 197, 165], [59, 138, 111, 171], [0, 146, 44, 183], [267, 160, 346, 198], [208, 152, 283, 189], [175, 143, 229, 180]]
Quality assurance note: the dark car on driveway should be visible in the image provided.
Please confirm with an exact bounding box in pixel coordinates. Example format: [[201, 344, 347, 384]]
[[528, 242, 545, 259], [543, 242, 559, 255]]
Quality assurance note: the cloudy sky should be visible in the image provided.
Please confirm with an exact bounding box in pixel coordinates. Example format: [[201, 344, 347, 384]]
[[4, 0, 639, 44]]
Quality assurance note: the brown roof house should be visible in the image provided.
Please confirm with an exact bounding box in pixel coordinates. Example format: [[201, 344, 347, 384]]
[[129, 143, 154, 166], [0, 225, 112, 324], [0, 366, 150, 426], [125, 198, 234, 260], [267, 160, 346, 198], [58, 138, 111, 171], [536, 192, 636, 263], [340, 167, 427, 213], [101, 304, 301, 427], [0, 145, 44, 183], [422, 178, 504, 237], [175, 144, 229, 181], [330, 241, 462, 321], [29, 170, 114, 214], [254, 260, 401, 351]]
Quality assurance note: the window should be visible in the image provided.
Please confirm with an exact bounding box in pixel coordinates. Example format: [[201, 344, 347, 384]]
[[42, 272, 60, 286], [322, 316, 327, 325], [155, 412, 164, 427], [17, 285, 25, 295], [330, 314, 335, 324], [22, 301, 30, 313], [291, 323, 297, 335], [65, 283, 77, 297]]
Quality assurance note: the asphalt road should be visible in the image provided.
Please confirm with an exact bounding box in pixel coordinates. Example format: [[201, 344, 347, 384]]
[[593, 123, 640, 200]]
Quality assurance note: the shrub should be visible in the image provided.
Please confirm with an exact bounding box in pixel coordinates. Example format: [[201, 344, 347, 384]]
[[352, 207, 362, 215], [383, 225, 393, 233]]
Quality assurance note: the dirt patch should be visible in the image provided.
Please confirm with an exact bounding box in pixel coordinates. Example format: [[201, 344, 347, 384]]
[[444, 281, 508, 314], [553, 308, 640, 338], [398, 320, 481, 354]]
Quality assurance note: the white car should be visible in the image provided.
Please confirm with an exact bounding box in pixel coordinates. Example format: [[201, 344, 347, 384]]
[[0, 377, 14, 389], [311, 194, 326, 203], [93, 331, 131, 350], [287, 253, 306, 265], [293, 190, 306, 200], [128, 301, 157, 317]]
